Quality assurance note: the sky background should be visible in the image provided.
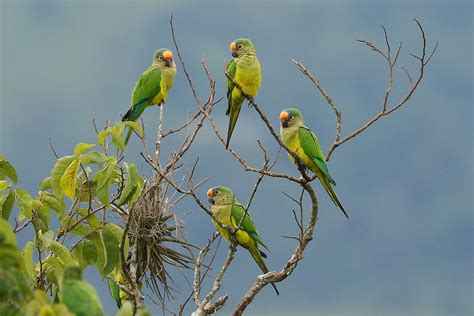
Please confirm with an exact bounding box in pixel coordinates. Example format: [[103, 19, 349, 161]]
[[1, 1, 472, 315]]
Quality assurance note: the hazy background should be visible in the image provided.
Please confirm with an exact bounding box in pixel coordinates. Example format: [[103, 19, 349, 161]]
[[1, 1, 472, 315]]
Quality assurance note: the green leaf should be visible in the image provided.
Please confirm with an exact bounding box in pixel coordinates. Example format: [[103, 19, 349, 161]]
[[117, 301, 134, 316], [31, 202, 50, 233], [1, 189, 15, 221], [44, 257, 64, 286], [104, 223, 127, 250], [46, 241, 74, 266], [59, 159, 80, 199], [22, 241, 35, 280], [31, 199, 42, 209], [32, 216, 48, 234], [51, 155, 76, 197], [131, 174, 144, 206], [86, 232, 106, 276], [104, 223, 129, 270], [71, 243, 87, 269], [73, 143, 96, 156], [41, 230, 55, 249], [39, 176, 52, 190], [40, 192, 66, 217], [93, 162, 118, 206], [102, 228, 120, 275], [0, 180, 10, 193], [75, 179, 97, 202], [60, 215, 89, 237], [0, 242, 31, 310], [16, 189, 33, 218], [118, 163, 138, 206], [37, 204, 51, 232], [0, 159, 18, 184], [0, 218, 16, 247], [76, 208, 102, 230], [97, 129, 111, 147], [111, 122, 126, 151], [77, 181, 97, 202], [82, 239, 98, 265], [124, 121, 144, 137], [78, 151, 110, 165]]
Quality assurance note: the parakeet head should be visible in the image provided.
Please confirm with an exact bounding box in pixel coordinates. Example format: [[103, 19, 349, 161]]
[[229, 38, 256, 58], [207, 186, 234, 205], [153, 48, 175, 67], [63, 265, 82, 281], [280, 108, 304, 129]]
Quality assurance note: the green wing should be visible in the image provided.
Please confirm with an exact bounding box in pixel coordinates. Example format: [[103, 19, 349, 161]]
[[231, 203, 269, 252], [298, 126, 336, 185], [107, 279, 122, 309], [123, 67, 162, 122], [225, 59, 237, 116]]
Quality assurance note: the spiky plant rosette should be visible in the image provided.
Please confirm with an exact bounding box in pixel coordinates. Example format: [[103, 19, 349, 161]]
[[126, 182, 194, 300]]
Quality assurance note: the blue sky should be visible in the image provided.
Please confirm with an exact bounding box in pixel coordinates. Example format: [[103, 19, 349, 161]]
[[1, 1, 472, 315]]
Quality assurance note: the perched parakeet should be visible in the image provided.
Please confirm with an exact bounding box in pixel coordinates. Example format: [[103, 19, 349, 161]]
[[60, 265, 103, 316], [225, 38, 261, 148], [107, 271, 128, 309], [107, 279, 122, 309], [122, 48, 176, 145], [207, 186, 279, 295], [279, 108, 349, 218]]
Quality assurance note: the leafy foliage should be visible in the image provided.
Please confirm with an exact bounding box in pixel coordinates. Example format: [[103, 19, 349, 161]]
[[0, 123, 158, 313]]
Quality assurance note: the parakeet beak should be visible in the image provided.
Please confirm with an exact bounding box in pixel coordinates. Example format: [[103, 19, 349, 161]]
[[163, 50, 173, 67], [207, 188, 214, 204], [280, 111, 289, 128], [230, 42, 237, 58]]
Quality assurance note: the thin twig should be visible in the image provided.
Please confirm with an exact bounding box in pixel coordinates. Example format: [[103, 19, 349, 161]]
[[170, 14, 200, 106], [48, 138, 59, 159], [291, 19, 437, 161]]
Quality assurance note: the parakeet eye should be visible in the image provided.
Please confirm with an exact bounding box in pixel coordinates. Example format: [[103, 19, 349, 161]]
[[158, 55, 163, 60], [288, 114, 293, 119], [215, 190, 220, 195], [237, 44, 243, 50]]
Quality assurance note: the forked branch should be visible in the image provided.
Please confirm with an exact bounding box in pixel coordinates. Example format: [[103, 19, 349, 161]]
[[293, 18, 438, 161]]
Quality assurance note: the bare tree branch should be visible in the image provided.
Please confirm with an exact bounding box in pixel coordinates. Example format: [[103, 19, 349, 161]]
[[292, 19, 437, 161], [170, 14, 200, 106]]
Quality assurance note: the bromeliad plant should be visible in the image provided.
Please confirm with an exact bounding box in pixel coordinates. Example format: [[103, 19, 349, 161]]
[[0, 118, 199, 315]]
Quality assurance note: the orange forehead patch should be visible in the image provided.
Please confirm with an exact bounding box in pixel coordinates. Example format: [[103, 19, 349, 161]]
[[280, 111, 289, 120], [162, 50, 173, 60], [230, 42, 236, 51], [207, 188, 213, 197]]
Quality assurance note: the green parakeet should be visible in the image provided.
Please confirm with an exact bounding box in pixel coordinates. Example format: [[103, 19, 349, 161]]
[[107, 279, 122, 309], [107, 271, 128, 309], [207, 186, 279, 295], [122, 48, 176, 145], [279, 108, 349, 218], [60, 265, 103, 316], [225, 38, 261, 148]]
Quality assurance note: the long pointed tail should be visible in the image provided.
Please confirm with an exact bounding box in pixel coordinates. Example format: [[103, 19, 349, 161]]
[[248, 245, 280, 295], [122, 100, 149, 146], [122, 108, 132, 122], [321, 177, 349, 219], [122, 98, 150, 122], [226, 102, 243, 149]]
